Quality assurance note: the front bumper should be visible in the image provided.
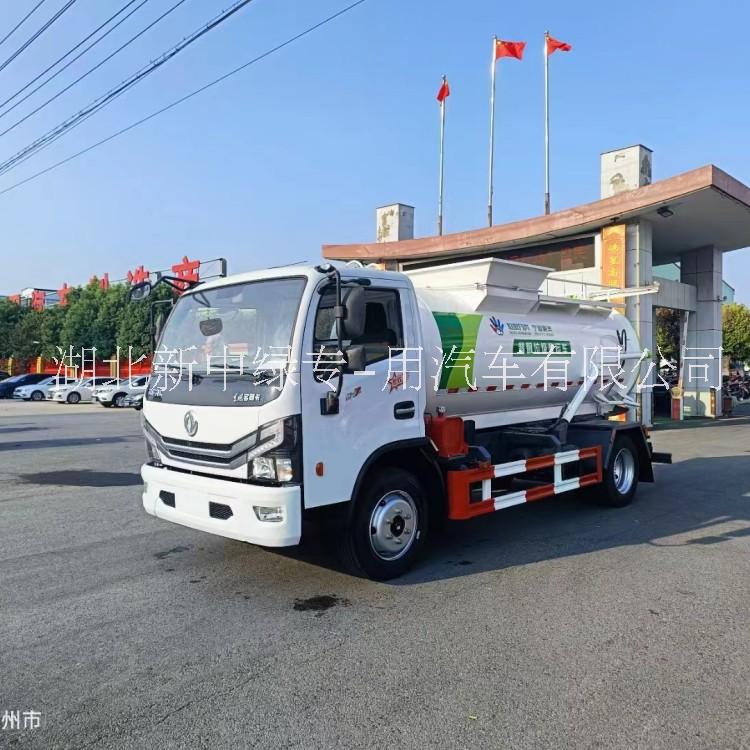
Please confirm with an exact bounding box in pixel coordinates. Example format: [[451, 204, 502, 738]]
[[141, 463, 302, 547]]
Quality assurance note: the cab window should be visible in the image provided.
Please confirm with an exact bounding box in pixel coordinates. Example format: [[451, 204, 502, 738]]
[[314, 287, 403, 372]]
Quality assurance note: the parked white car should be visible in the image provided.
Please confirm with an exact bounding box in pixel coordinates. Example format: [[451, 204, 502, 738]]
[[48, 376, 117, 404], [13, 376, 76, 401], [93, 376, 149, 408]]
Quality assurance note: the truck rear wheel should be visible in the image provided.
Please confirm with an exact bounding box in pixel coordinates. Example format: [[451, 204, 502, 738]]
[[599, 435, 639, 507], [340, 467, 428, 580]]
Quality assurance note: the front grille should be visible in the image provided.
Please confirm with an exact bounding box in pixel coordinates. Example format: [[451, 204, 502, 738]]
[[162, 435, 234, 451], [209, 502, 233, 520], [167, 449, 235, 465], [143, 418, 258, 470]]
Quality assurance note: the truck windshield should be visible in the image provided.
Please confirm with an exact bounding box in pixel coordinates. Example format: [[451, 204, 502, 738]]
[[150, 277, 306, 407]]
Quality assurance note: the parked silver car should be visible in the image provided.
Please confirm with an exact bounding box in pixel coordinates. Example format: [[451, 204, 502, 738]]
[[13, 376, 76, 401], [93, 376, 149, 408], [48, 377, 117, 404]]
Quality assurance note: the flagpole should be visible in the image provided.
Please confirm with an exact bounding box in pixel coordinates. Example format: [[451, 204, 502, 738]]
[[438, 75, 447, 236], [487, 35, 497, 227], [544, 31, 550, 215]]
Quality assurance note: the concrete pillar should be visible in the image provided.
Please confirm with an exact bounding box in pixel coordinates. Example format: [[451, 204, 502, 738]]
[[680, 247, 723, 417], [625, 219, 654, 425]]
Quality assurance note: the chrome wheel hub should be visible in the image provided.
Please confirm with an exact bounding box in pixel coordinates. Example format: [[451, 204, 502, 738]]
[[613, 448, 635, 495], [369, 491, 418, 561]]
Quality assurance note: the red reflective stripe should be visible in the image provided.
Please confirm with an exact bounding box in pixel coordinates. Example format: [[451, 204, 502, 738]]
[[506, 384, 515, 390], [486, 385, 497, 392], [447, 387, 459, 394], [525, 483, 555, 502], [521, 383, 530, 389], [536, 383, 545, 388], [526, 455, 554, 471]]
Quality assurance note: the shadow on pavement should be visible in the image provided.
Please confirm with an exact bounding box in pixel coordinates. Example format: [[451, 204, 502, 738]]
[[18, 469, 142, 487], [0, 425, 46, 434], [0, 436, 137, 452], [264, 454, 750, 585]]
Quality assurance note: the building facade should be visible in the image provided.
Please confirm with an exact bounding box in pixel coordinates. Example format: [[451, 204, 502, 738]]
[[323, 147, 750, 423]]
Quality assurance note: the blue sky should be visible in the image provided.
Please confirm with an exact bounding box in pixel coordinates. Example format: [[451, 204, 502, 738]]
[[0, 0, 748, 302]]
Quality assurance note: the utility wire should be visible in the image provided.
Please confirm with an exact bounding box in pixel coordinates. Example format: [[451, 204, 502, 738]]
[[0, 0, 255, 175], [0, 0, 78, 76], [0, 0, 48, 50], [0, 0, 186, 139], [0, 0, 369, 197], [0, 0, 144, 117]]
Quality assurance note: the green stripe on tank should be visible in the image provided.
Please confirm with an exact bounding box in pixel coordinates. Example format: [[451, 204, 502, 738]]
[[432, 312, 483, 390]]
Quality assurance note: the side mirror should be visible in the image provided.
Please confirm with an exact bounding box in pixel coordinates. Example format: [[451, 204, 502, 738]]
[[341, 287, 366, 339], [128, 281, 152, 301], [344, 344, 366, 373]]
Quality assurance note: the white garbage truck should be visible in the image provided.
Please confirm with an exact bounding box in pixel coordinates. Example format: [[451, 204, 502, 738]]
[[133, 257, 667, 579]]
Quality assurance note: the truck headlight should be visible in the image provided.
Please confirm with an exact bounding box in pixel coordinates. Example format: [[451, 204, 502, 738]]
[[247, 417, 300, 484], [246, 420, 284, 460], [251, 456, 276, 480], [250, 456, 294, 483]]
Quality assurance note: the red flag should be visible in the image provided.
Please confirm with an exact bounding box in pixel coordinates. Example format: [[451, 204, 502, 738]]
[[546, 35, 571, 55], [436, 78, 450, 102], [495, 39, 525, 60]]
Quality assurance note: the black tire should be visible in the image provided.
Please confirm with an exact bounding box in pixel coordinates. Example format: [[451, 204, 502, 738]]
[[101, 402, 113, 408], [113, 393, 127, 408], [598, 435, 639, 507], [339, 467, 429, 581], [30, 390, 44, 401], [67, 392, 81, 404]]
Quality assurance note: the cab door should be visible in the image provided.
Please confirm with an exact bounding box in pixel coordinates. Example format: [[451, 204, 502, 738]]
[[300, 278, 425, 508]]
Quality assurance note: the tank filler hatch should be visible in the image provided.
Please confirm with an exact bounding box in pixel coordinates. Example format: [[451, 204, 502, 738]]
[[404, 257, 615, 317], [404, 257, 552, 314]]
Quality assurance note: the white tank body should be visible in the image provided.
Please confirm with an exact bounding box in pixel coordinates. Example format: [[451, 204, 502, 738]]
[[404, 258, 640, 428]]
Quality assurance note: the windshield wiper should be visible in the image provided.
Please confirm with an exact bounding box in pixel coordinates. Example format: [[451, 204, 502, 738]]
[[249, 368, 280, 383]]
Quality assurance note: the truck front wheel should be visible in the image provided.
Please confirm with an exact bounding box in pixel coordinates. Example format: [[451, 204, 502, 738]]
[[599, 435, 639, 507], [341, 467, 428, 580]]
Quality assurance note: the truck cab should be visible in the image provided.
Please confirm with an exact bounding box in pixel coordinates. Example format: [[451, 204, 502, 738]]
[[142, 264, 428, 570]]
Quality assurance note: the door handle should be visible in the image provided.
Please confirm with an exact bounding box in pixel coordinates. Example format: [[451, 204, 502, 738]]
[[394, 401, 415, 420]]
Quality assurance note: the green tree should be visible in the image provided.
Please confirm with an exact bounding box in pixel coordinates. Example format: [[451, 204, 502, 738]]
[[38, 305, 68, 359], [116, 284, 174, 360], [723, 302, 750, 364], [59, 281, 123, 360], [655, 307, 680, 363], [0, 299, 28, 358], [1, 281, 177, 364], [8, 309, 44, 361]]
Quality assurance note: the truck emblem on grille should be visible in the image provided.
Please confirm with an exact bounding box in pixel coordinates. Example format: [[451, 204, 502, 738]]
[[184, 411, 198, 437]]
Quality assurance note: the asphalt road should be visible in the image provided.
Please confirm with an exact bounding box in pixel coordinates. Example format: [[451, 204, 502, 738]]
[[1, 401, 749, 749]]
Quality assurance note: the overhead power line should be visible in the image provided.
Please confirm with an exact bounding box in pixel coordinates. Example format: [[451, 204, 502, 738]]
[[0, 0, 369, 197], [0, 0, 185, 138], [0, 0, 256, 176], [0, 0, 79, 76], [0, 0, 49, 50], [0, 0, 145, 118]]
